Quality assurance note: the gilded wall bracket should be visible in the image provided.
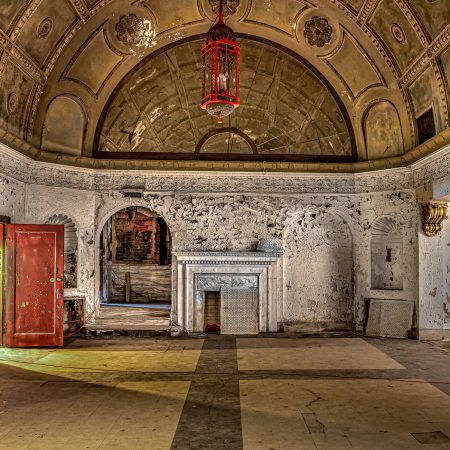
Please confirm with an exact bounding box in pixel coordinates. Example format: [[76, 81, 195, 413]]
[[421, 201, 448, 237]]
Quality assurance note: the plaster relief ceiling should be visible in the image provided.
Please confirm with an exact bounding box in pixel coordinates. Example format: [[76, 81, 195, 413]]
[[98, 38, 353, 160], [0, 0, 448, 171]]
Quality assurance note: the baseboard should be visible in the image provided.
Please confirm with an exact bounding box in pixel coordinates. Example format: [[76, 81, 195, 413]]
[[418, 328, 450, 341]]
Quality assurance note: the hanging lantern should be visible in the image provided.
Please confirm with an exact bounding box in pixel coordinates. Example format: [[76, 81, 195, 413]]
[[201, 0, 240, 123]]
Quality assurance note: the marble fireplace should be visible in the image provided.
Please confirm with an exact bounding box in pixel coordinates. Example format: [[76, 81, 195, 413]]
[[172, 252, 284, 334]]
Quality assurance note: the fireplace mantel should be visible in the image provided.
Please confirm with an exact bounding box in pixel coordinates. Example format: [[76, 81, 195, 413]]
[[172, 251, 283, 333]]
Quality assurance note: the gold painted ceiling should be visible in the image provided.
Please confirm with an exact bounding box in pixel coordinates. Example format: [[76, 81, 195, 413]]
[[0, 0, 449, 168]]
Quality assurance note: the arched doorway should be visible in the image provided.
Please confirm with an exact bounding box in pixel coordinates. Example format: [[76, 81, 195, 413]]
[[99, 207, 171, 308]]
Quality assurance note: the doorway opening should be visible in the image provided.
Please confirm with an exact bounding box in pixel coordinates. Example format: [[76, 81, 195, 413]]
[[99, 207, 171, 311]]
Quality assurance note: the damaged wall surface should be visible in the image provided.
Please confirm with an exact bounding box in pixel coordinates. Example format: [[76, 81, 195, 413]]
[[0, 142, 449, 335]]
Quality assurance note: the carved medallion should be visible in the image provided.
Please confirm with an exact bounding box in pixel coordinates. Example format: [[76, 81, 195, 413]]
[[7, 92, 19, 115], [209, 0, 240, 16], [391, 23, 405, 43], [115, 14, 151, 47], [304, 17, 333, 47], [37, 17, 53, 39]]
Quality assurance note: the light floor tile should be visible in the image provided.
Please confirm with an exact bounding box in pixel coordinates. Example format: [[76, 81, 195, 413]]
[[237, 338, 405, 370], [240, 379, 450, 450]]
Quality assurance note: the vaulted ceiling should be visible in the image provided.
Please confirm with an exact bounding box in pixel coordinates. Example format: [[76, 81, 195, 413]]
[[0, 0, 449, 169]]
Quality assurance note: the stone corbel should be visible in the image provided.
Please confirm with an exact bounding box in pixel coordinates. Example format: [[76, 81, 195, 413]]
[[422, 201, 448, 237]]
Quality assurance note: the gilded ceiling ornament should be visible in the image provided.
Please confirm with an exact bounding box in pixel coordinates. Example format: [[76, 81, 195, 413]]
[[304, 17, 332, 47], [391, 23, 405, 43], [209, 0, 240, 16], [115, 14, 151, 47], [7, 92, 19, 115], [421, 201, 448, 237], [37, 17, 52, 39]]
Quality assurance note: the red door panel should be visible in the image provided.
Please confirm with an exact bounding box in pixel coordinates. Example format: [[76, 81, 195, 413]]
[[0, 224, 4, 346], [6, 225, 64, 347]]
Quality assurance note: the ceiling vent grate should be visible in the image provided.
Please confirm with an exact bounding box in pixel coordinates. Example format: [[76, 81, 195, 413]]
[[121, 188, 144, 198]]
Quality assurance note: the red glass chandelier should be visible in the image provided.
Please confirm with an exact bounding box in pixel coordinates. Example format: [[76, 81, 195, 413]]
[[201, 0, 240, 123]]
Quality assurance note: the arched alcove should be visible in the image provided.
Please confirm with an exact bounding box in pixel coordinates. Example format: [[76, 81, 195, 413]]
[[283, 211, 354, 329], [371, 216, 403, 290], [42, 95, 86, 155], [99, 206, 171, 305], [46, 214, 78, 288], [364, 101, 404, 160]]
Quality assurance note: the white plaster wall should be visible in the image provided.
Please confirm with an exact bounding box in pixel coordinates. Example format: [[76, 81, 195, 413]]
[[284, 210, 354, 328], [25, 184, 96, 318], [353, 191, 419, 329], [92, 190, 418, 328], [444, 218, 450, 329], [418, 226, 445, 331], [0, 142, 449, 334], [417, 172, 450, 337], [0, 174, 25, 222]]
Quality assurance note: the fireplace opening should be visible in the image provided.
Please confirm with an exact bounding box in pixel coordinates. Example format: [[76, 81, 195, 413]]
[[204, 292, 220, 333]]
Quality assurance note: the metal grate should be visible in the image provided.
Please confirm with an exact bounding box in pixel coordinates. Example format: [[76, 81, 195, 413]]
[[221, 287, 259, 335], [366, 299, 413, 338]]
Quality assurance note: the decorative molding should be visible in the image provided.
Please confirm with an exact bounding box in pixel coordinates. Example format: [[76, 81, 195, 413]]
[[400, 24, 450, 88], [0, 129, 449, 192], [10, 0, 41, 41], [174, 252, 281, 265], [421, 201, 448, 237], [357, 0, 381, 26], [209, 0, 240, 17], [25, 83, 43, 142], [68, 0, 90, 21], [394, 0, 429, 47], [196, 274, 258, 290], [0, 29, 45, 84]]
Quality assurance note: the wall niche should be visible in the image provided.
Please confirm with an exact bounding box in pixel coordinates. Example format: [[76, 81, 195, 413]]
[[371, 217, 403, 290], [47, 214, 78, 288]]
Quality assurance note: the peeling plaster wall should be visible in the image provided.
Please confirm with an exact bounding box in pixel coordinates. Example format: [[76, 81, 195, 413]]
[[418, 215, 450, 336], [0, 143, 449, 334], [284, 211, 354, 329], [418, 227, 445, 332], [0, 174, 25, 222], [445, 219, 450, 329], [24, 184, 96, 318], [94, 189, 418, 329]]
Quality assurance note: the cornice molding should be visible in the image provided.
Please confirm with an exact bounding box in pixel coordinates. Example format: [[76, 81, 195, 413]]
[[0, 128, 448, 194]]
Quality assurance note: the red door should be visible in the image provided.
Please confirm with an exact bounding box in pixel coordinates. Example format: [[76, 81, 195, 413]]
[[5, 225, 64, 347], [0, 224, 4, 346]]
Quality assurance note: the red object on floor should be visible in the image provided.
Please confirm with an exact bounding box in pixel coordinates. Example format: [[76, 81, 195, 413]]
[[205, 323, 220, 334]]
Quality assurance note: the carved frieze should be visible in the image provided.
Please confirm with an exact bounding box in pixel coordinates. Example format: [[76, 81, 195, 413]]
[[421, 201, 448, 237], [196, 275, 258, 291]]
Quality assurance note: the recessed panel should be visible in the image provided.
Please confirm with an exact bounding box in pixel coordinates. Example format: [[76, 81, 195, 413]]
[[65, 29, 123, 96]]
